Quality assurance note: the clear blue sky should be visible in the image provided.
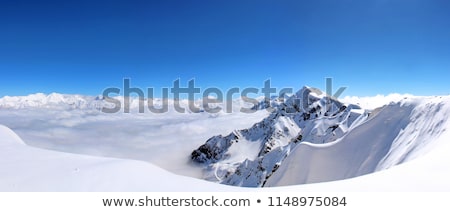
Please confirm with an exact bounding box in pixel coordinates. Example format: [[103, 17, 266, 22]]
[[1, 0, 449, 97]]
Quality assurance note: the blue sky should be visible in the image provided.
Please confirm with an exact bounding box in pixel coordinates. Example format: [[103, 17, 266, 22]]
[[1, 0, 449, 97]]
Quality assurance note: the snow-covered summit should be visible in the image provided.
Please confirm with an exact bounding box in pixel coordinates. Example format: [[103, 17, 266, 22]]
[[191, 86, 369, 187]]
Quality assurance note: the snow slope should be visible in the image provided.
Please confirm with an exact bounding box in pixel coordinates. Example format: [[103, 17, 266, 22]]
[[266, 123, 450, 191], [266, 96, 450, 187], [0, 125, 232, 192]]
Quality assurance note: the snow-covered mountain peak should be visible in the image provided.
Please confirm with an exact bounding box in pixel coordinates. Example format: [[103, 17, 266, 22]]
[[191, 86, 368, 187]]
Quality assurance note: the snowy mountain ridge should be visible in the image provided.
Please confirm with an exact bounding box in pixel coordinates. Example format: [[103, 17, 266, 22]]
[[192, 86, 450, 187], [0, 93, 105, 110]]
